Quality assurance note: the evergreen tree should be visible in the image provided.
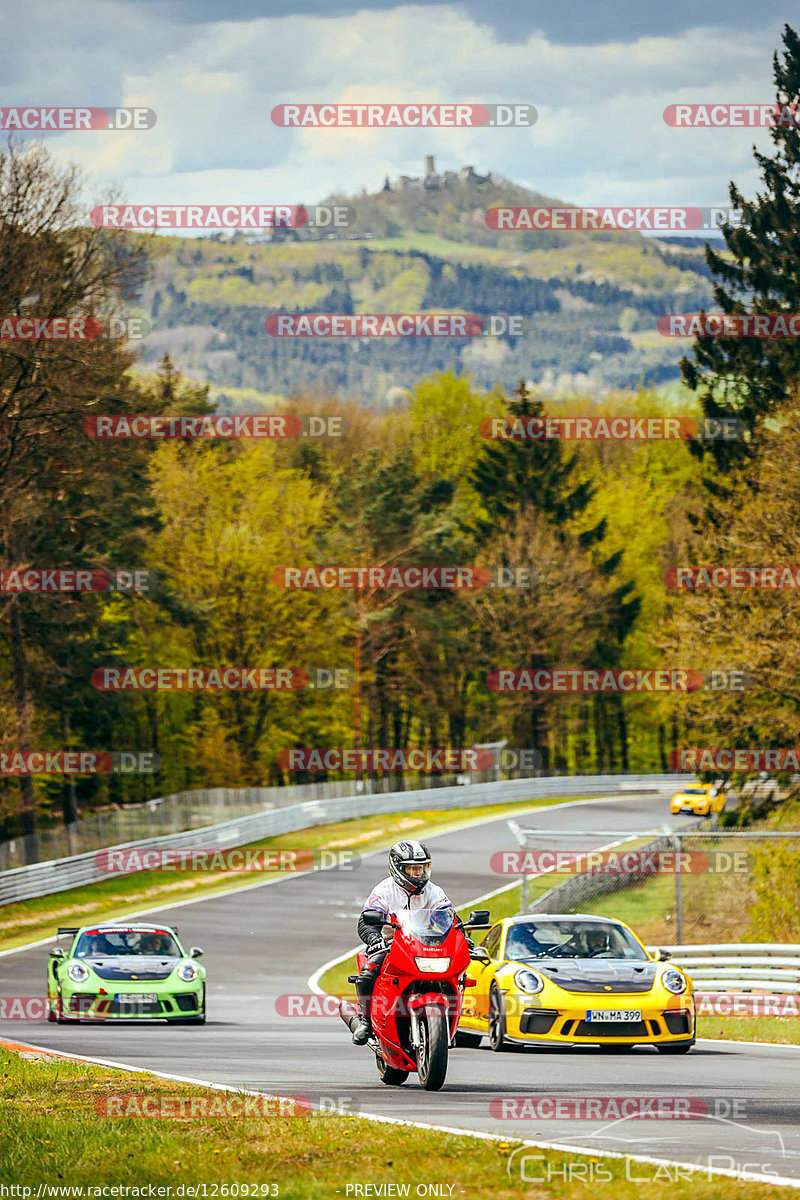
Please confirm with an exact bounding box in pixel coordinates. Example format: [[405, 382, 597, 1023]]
[[682, 24, 800, 469], [469, 382, 640, 770]]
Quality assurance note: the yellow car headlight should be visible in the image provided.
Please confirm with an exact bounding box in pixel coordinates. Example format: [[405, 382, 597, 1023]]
[[514, 969, 544, 994], [662, 968, 687, 995]]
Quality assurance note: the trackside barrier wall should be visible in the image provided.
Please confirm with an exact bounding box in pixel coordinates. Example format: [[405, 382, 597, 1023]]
[[0, 773, 687, 905], [666, 944, 800, 994]]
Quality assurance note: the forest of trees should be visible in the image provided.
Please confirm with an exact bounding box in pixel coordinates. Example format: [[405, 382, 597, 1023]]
[[3, 26, 800, 851]]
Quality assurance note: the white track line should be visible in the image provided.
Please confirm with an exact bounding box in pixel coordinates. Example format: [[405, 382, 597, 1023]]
[[3, 1037, 797, 1190]]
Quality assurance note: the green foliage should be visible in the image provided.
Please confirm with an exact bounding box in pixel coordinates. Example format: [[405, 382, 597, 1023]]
[[682, 24, 800, 468]]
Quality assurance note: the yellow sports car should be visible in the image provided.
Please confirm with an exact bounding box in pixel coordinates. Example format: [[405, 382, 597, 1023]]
[[456, 914, 694, 1052], [670, 782, 725, 816]]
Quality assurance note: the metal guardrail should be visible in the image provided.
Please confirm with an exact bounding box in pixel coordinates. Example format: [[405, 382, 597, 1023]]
[[0, 772, 688, 906], [0, 778, 414, 871], [667, 944, 800, 994]]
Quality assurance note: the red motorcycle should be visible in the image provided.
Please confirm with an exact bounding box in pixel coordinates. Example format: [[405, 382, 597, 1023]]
[[340, 905, 490, 1090]]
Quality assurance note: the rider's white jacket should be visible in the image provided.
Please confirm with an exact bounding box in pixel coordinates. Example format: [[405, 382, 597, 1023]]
[[364, 877, 451, 918]]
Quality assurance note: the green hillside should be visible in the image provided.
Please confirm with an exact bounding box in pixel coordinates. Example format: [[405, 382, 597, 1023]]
[[137, 167, 715, 406]]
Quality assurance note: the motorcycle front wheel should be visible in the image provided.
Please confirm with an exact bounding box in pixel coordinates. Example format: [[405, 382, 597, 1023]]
[[417, 1004, 448, 1091]]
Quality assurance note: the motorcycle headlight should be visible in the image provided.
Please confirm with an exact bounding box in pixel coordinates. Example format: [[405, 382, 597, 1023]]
[[662, 968, 687, 995], [415, 956, 451, 974], [67, 962, 90, 983], [514, 969, 544, 994], [177, 962, 199, 982]]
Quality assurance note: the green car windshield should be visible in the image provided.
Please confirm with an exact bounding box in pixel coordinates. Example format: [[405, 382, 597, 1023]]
[[74, 929, 180, 957]]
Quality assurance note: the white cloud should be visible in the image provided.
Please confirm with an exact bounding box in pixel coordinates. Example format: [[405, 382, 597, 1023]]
[[2, 1, 786, 213]]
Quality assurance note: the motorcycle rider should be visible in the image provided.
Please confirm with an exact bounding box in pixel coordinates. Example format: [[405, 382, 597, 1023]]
[[350, 840, 454, 1045]]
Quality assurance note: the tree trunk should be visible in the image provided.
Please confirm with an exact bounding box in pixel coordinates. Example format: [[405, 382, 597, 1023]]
[[529, 694, 550, 774], [658, 723, 668, 772], [7, 592, 37, 859], [61, 714, 79, 826], [615, 696, 630, 773]]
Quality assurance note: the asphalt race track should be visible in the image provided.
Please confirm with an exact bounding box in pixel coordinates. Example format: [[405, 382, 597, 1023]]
[[3, 793, 800, 1184]]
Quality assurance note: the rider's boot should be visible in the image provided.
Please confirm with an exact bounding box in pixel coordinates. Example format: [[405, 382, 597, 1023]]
[[352, 972, 375, 1044]]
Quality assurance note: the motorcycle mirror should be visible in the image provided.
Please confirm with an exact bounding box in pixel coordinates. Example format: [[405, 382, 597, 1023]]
[[361, 909, 384, 926], [465, 909, 490, 927]]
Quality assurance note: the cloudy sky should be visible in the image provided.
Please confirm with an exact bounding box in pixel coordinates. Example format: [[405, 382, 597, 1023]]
[[2, 0, 796, 217]]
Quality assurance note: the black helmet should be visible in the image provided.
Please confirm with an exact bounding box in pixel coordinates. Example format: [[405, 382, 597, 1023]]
[[389, 840, 431, 895]]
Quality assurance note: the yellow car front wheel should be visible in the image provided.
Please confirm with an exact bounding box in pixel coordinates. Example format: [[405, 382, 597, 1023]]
[[488, 985, 509, 1053]]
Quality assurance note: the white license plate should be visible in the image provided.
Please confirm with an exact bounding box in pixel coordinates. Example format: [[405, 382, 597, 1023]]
[[586, 1009, 641, 1022], [116, 993, 158, 1005]]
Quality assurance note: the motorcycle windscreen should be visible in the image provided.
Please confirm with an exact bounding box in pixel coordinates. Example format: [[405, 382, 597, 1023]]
[[397, 905, 456, 945]]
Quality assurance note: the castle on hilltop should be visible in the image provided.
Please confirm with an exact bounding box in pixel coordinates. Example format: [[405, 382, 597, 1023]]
[[382, 156, 492, 193]]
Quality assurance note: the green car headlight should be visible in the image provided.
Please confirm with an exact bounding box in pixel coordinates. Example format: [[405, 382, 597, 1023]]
[[177, 962, 199, 982], [662, 968, 687, 995], [514, 969, 544, 994], [67, 962, 90, 983]]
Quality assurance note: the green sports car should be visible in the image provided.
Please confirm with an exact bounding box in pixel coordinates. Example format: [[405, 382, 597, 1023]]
[[47, 923, 206, 1023]]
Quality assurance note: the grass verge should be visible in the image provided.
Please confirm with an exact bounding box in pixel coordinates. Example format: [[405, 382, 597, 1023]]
[[0, 1043, 789, 1197], [0, 794, 592, 953]]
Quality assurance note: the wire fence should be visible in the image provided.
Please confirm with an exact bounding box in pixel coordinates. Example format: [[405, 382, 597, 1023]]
[[0, 778, 406, 870], [0, 758, 693, 871], [511, 824, 800, 947]]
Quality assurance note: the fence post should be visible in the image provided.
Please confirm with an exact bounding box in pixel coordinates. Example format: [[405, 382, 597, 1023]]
[[674, 832, 683, 944], [520, 869, 529, 914]]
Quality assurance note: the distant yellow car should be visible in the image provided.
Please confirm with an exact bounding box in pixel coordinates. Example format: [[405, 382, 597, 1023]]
[[670, 782, 725, 816], [457, 914, 695, 1053]]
